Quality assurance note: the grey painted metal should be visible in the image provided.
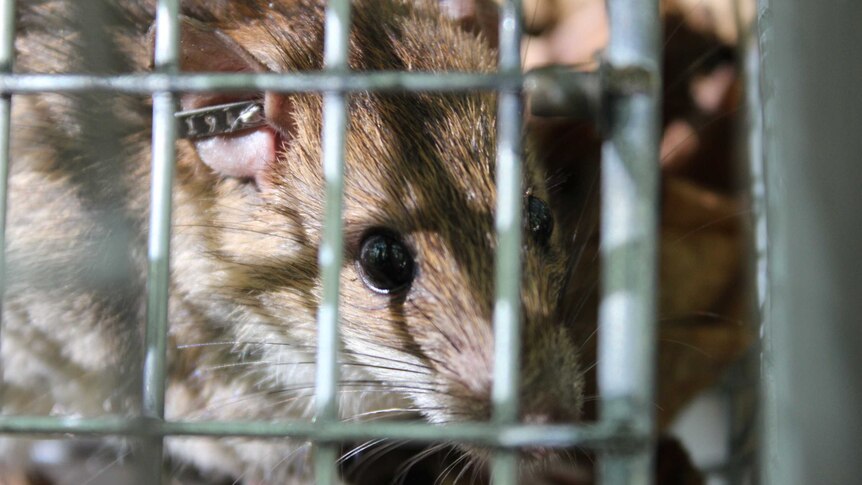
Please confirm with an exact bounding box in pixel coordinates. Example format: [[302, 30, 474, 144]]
[[315, 0, 351, 483], [757, 0, 862, 484], [141, 0, 180, 483], [525, 64, 654, 119], [526, 67, 602, 120], [740, 12, 769, 485], [0, 415, 643, 449], [0, 72, 520, 94], [755, 1, 778, 474], [597, 0, 661, 483], [0, 0, 15, 396], [491, 1, 523, 484]]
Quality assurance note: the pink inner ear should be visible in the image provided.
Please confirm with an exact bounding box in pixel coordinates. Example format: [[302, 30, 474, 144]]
[[156, 18, 293, 186], [152, 17, 295, 184], [194, 127, 277, 185]]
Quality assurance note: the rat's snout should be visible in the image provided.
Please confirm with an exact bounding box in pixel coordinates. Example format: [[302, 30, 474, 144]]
[[514, 261, 587, 426], [516, 322, 586, 426], [520, 402, 579, 426]]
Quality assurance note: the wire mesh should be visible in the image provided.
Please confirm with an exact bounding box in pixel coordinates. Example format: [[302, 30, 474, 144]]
[[0, 0, 663, 484]]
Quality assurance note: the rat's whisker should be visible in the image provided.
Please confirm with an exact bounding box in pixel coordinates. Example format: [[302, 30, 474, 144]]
[[338, 438, 387, 465]]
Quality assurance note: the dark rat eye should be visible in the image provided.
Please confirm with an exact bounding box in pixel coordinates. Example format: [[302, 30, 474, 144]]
[[526, 196, 554, 245], [357, 230, 415, 294]]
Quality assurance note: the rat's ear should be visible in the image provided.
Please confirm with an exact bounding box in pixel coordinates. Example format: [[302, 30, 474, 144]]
[[148, 17, 294, 186], [439, 0, 500, 48]]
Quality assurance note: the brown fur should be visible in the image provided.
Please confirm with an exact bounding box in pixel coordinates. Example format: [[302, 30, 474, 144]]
[[3, 0, 588, 482]]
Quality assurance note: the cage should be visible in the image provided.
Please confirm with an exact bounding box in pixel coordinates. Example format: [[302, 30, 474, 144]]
[[0, 0, 859, 484]]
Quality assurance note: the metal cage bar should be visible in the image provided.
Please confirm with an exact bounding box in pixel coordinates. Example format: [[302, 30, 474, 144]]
[[597, 0, 661, 484], [0, 415, 640, 448], [141, 0, 181, 482], [757, 0, 862, 483], [490, 1, 524, 484], [314, 0, 351, 483], [0, 72, 520, 93], [0, 0, 15, 396]]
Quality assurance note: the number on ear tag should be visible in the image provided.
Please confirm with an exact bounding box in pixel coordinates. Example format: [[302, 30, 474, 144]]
[[175, 101, 266, 140]]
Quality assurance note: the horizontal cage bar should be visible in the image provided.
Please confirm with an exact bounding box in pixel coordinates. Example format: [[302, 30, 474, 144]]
[[0, 72, 521, 94], [0, 416, 646, 450]]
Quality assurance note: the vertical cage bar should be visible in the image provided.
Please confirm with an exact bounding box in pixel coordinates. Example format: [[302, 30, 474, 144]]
[[491, 1, 523, 484], [758, 0, 862, 484], [0, 0, 15, 394], [597, 0, 661, 483], [741, 10, 766, 485], [141, 0, 180, 483], [755, 4, 779, 481], [315, 0, 350, 483]]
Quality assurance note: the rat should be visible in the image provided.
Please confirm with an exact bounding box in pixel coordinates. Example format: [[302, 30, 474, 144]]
[[1, 0, 598, 483]]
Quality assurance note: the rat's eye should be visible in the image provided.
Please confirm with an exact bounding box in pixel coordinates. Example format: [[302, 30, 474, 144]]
[[357, 230, 415, 294], [526, 196, 554, 245]]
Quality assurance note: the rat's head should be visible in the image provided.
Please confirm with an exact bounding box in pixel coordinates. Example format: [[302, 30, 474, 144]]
[[167, 0, 587, 464]]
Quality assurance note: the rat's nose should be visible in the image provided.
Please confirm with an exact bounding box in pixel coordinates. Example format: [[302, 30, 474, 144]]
[[521, 409, 578, 426], [520, 385, 581, 425]]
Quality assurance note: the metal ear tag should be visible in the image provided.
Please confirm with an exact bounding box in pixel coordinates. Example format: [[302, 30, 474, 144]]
[[175, 100, 267, 140]]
